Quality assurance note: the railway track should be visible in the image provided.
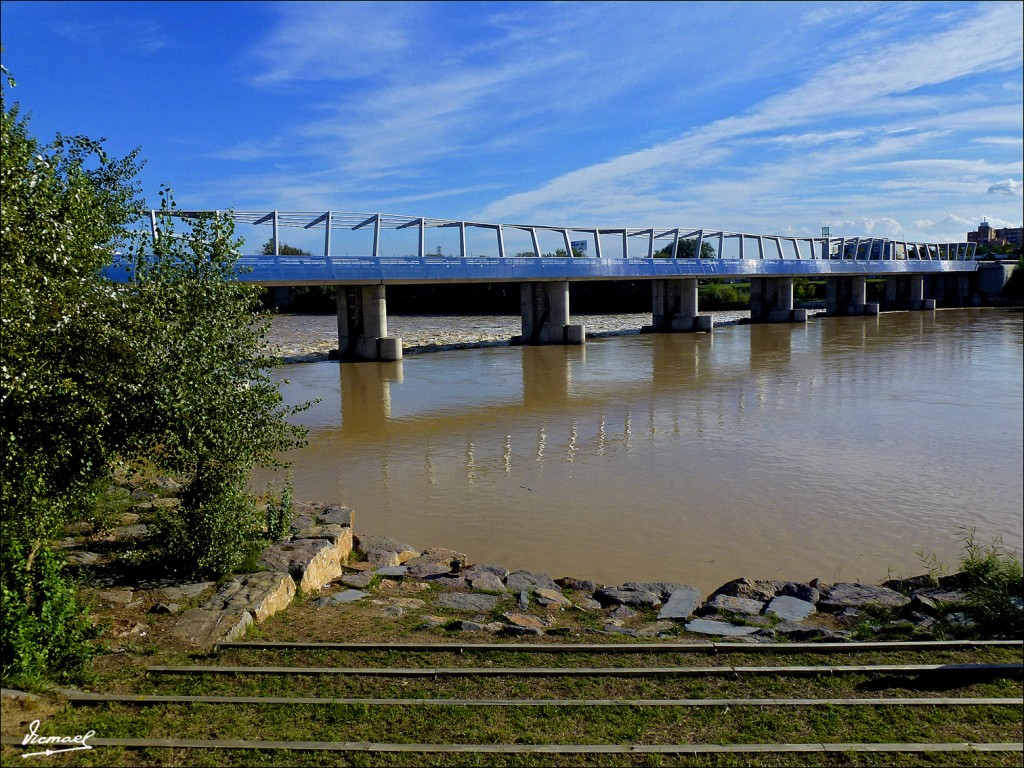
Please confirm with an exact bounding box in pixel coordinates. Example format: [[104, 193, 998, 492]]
[[3, 639, 1021, 765]]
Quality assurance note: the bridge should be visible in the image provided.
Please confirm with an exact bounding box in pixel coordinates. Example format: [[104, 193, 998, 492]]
[[117, 210, 985, 361]]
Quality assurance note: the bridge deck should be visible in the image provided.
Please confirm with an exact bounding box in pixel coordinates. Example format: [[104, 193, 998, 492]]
[[113, 255, 976, 287]]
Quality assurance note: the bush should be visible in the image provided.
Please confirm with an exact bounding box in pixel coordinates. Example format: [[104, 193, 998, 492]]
[[958, 528, 1023, 637]]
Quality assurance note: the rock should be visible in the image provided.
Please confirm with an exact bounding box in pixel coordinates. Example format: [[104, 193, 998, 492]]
[[203, 572, 296, 623], [467, 571, 507, 593], [66, 551, 101, 566], [171, 608, 252, 645], [405, 560, 454, 579], [63, 521, 94, 535], [535, 588, 572, 607], [779, 582, 820, 605], [505, 570, 560, 594], [608, 605, 639, 621], [502, 612, 547, 629], [346, 562, 375, 572], [150, 603, 181, 615], [312, 589, 368, 607], [119, 513, 141, 525], [109, 524, 149, 539], [911, 587, 969, 613], [126, 622, 148, 637], [624, 582, 694, 601], [291, 523, 352, 560], [355, 534, 419, 565], [97, 589, 134, 605], [556, 576, 598, 593], [701, 594, 766, 617], [710, 578, 786, 602], [452, 620, 485, 632], [773, 624, 850, 641], [366, 550, 402, 568], [159, 582, 216, 602], [574, 597, 603, 612], [657, 587, 701, 620], [819, 583, 911, 612], [435, 593, 499, 613], [636, 621, 675, 637], [403, 547, 467, 573], [594, 586, 661, 608], [259, 539, 342, 594], [766, 596, 816, 622], [684, 618, 760, 637], [375, 565, 408, 578], [381, 606, 405, 618], [341, 571, 376, 589], [484, 622, 505, 633], [883, 574, 939, 595], [518, 591, 530, 611], [945, 612, 976, 630], [419, 615, 448, 629], [318, 504, 354, 528], [500, 625, 543, 637]]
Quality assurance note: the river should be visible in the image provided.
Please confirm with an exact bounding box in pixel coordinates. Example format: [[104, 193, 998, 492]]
[[256, 308, 1023, 595]]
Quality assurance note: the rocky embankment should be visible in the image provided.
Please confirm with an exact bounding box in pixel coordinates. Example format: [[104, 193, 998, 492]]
[[62, 499, 995, 649]]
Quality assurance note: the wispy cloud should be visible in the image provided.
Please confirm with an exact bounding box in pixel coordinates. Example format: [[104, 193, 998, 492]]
[[988, 179, 1023, 196]]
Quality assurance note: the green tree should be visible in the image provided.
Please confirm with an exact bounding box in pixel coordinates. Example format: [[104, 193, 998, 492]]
[[1, 68, 304, 683], [261, 239, 309, 256], [655, 240, 716, 259]]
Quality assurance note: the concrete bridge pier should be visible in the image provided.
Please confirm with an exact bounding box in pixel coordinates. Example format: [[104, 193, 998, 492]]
[[647, 279, 714, 333], [512, 281, 585, 345], [825, 276, 879, 316], [884, 275, 935, 311], [930, 274, 974, 307], [749, 277, 808, 323], [332, 284, 403, 361]]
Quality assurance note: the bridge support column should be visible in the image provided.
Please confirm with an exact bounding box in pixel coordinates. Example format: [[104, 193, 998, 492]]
[[512, 281, 585, 345], [646, 279, 714, 333], [884, 275, 933, 311], [749, 277, 808, 323], [825, 276, 879, 316], [332, 285, 403, 361]]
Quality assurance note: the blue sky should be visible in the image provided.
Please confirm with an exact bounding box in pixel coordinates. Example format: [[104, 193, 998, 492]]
[[2, 0, 1022, 253]]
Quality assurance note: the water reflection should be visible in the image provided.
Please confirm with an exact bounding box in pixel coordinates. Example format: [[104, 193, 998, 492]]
[[263, 310, 1023, 594]]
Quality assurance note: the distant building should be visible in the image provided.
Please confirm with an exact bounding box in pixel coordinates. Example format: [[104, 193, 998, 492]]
[[967, 220, 1023, 249]]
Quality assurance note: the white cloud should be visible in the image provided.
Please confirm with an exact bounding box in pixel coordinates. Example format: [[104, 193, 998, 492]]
[[988, 179, 1024, 196]]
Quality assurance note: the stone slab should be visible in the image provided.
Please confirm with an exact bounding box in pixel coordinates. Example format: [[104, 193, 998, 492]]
[[702, 594, 766, 617], [766, 595, 816, 622], [535, 588, 572, 607], [684, 619, 760, 637], [505, 570, 559, 594], [258, 539, 342, 594], [657, 586, 701, 620], [158, 582, 216, 602], [819, 582, 911, 612], [595, 586, 661, 608], [171, 608, 252, 646], [312, 589, 368, 607], [203, 571, 296, 623]]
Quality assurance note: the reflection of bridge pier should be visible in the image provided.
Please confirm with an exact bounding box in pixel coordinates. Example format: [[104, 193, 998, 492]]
[[826, 276, 879, 316], [521, 345, 581, 407], [333, 285, 403, 362], [339, 360, 403, 433], [749, 277, 808, 324], [648, 279, 714, 333], [512, 281, 585, 346]]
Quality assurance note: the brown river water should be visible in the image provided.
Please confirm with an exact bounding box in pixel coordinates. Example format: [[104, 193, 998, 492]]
[[256, 308, 1023, 595]]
